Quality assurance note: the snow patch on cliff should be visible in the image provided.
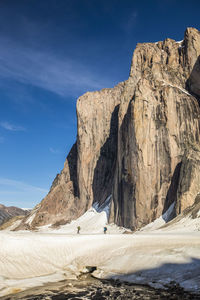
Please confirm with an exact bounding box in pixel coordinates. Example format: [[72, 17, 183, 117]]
[[25, 212, 36, 225], [93, 194, 112, 218], [161, 80, 192, 96]]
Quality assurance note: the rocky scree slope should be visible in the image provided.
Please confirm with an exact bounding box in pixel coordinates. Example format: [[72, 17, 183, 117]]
[[18, 27, 200, 231]]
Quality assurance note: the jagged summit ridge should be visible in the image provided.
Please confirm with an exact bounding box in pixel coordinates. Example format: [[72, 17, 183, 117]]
[[18, 27, 200, 231]]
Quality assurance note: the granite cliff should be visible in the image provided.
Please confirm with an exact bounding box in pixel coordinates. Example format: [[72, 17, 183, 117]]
[[18, 27, 200, 230]]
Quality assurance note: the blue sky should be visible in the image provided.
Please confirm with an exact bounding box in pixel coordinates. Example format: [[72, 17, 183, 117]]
[[0, 0, 199, 208]]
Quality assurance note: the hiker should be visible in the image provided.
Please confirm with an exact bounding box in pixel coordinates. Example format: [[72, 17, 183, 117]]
[[104, 226, 107, 234], [77, 226, 81, 234]]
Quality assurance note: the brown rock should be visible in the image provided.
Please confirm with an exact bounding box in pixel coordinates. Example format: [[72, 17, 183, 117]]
[[176, 146, 200, 214], [24, 82, 125, 228], [76, 82, 125, 209], [112, 27, 200, 229]]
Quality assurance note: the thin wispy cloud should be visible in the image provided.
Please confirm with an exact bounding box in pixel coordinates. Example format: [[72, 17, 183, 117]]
[[0, 177, 48, 207], [0, 121, 26, 132], [0, 37, 113, 98], [123, 11, 138, 33], [0, 178, 48, 193], [49, 147, 62, 154]]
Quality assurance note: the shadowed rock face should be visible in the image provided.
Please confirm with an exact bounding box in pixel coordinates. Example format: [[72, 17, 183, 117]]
[[76, 83, 125, 210], [20, 27, 200, 230], [22, 82, 125, 228]]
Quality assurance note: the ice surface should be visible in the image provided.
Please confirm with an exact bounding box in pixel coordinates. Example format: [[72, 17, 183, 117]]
[[1, 230, 200, 296], [1, 201, 200, 297]]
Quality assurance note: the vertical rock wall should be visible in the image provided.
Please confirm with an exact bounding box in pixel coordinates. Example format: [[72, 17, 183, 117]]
[[29, 83, 125, 227], [76, 82, 125, 209], [112, 27, 200, 229]]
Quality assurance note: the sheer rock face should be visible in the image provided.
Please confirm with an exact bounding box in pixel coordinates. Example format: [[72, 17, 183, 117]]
[[21, 27, 200, 230], [176, 147, 200, 214], [112, 27, 200, 229], [76, 83, 124, 209], [28, 83, 125, 228]]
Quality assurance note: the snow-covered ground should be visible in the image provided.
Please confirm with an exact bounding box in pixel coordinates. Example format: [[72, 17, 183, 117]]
[[140, 202, 175, 232], [1, 201, 200, 297], [1, 231, 200, 297]]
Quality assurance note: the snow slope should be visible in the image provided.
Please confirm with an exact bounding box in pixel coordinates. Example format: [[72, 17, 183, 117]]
[[141, 197, 200, 233], [37, 196, 127, 234], [4, 195, 127, 234], [140, 202, 175, 232]]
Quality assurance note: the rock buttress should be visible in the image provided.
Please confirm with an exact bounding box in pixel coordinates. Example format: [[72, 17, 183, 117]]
[[111, 27, 200, 230], [25, 83, 125, 228]]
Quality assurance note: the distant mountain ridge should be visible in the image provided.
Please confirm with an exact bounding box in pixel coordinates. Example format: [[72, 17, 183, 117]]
[[17, 27, 200, 231], [0, 204, 28, 226]]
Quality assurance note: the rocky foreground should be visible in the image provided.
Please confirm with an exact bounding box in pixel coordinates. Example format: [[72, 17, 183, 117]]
[[1, 275, 200, 300]]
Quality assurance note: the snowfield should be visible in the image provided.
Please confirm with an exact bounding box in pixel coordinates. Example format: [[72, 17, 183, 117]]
[[1, 202, 200, 297]]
